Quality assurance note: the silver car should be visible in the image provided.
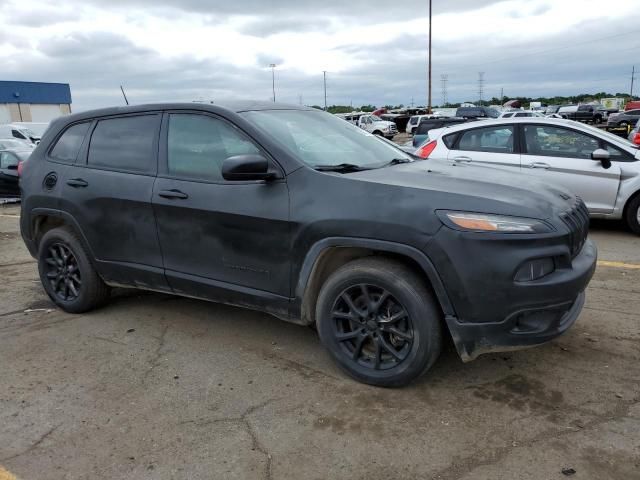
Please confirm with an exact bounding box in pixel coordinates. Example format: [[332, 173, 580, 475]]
[[418, 118, 640, 233]]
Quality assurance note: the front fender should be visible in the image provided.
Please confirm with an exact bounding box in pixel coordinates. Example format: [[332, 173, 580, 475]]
[[291, 237, 456, 323]]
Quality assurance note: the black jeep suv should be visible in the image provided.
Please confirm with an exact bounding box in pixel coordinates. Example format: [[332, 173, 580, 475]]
[[19, 102, 597, 386]]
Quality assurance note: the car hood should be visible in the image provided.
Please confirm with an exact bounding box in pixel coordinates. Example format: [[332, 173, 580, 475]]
[[345, 159, 577, 220]]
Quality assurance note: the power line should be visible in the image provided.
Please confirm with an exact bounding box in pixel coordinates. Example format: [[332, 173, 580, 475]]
[[440, 74, 448, 106]]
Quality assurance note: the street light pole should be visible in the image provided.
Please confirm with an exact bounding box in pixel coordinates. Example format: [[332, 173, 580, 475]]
[[427, 0, 432, 114], [323, 71, 328, 111], [269, 64, 276, 102]]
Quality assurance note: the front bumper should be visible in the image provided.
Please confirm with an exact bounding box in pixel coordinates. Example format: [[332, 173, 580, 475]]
[[447, 290, 586, 361], [426, 228, 597, 361]]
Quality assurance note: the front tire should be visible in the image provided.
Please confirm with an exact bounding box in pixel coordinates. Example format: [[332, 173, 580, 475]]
[[316, 258, 442, 387], [38, 227, 110, 313], [625, 195, 640, 234]]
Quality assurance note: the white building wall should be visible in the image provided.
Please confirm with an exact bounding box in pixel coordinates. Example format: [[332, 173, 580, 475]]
[[0, 105, 11, 124], [29, 104, 65, 122]]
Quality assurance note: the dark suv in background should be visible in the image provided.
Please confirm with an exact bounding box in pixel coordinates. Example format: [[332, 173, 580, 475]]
[[455, 106, 500, 119], [20, 102, 596, 386]]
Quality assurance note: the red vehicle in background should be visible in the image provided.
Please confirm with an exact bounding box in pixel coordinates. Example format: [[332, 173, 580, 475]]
[[625, 101, 640, 111]]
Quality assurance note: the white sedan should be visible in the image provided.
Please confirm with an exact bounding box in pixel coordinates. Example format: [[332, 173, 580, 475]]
[[415, 117, 640, 232]]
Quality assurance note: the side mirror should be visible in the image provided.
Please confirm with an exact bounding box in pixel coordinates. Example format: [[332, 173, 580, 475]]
[[221, 154, 276, 181], [591, 148, 611, 169]]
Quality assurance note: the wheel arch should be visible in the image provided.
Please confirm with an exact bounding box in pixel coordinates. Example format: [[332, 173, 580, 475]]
[[29, 208, 95, 258], [294, 238, 455, 326]]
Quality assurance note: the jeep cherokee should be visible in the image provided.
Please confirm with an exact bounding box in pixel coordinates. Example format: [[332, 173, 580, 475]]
[[19, 102, 597, 387]]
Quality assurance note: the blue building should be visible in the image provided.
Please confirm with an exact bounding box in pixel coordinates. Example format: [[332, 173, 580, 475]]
[[0, 81, 72, 124]]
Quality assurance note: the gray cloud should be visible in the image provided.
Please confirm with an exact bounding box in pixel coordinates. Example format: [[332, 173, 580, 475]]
[[76, 0, 508, 21], [239, 17, 333, 37], [8, 9, 77, 27], [2, 0, 638, 112]]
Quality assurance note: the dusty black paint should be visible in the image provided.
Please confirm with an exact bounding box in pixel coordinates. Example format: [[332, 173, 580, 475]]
[[20, 101, 596, 361]]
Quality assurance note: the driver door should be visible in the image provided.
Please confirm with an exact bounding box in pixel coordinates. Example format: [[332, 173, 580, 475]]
[[521, 124, 620, 213], [152, 111, 291, 303]]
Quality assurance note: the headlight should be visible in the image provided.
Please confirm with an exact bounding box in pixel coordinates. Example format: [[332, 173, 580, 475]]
[[438, 211, 553, 233]]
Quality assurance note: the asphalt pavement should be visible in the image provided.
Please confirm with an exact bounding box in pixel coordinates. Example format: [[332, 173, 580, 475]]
[[0, 204, 638, 480]]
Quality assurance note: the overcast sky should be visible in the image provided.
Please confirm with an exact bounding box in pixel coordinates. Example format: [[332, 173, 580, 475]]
[[1, 0, 639, 110]]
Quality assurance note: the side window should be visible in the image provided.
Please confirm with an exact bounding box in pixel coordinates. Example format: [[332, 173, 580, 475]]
[[49, 122, 90, 163], [88, 115, 159, 174], [604, 143, 634, 162], [457, 126, 514, 153], [523, 125, 599, 159], [0, 152, 18, 169], [443, 133, 459, 149], [503, 113, 513, 118], [11, 130, 27, 140], [167, 114, 260, 182]]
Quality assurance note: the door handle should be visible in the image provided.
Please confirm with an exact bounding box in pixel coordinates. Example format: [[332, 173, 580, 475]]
[[453, 156, 472, 163], [66, 178, 88, 188], [527, 162, 550, 169], [158, 189, 189, 200]]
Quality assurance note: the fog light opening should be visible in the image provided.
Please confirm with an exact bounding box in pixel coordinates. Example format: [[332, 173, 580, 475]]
[[514, 258, 555, 282]]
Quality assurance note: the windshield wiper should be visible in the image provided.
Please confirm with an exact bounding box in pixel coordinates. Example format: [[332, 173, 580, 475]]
[[380, 157, 414, 167], [313, 163, 370, 173]]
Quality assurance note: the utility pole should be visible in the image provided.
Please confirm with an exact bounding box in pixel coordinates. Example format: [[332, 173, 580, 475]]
[[427, 0, 432, 114], [120, 85, 129, 105], [500, 87, 504, 104], [269, 64, 276, 102], [440, 74, 448, 107], [631, 66, 636, 98], [323, 71, 328, 111], [478, 72, 485, 106]]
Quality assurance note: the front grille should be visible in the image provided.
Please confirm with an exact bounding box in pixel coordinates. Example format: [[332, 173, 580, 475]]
[[560, 198, 589, 258]]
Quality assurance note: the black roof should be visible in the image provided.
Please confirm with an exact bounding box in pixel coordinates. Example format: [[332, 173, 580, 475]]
[[61, 101, 312, 125]]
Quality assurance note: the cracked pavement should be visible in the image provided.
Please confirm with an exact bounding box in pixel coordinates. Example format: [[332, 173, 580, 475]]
[[0, 204, 638, 479]]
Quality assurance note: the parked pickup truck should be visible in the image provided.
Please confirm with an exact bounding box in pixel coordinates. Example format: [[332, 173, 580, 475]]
[[557, 105, 606, 124], [355, 114, 398, 139]]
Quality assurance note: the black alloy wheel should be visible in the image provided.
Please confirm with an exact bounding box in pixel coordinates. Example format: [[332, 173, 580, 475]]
[[45, 243, 82, 301], [331, 283, 413, 371], [38, 226, 110, 313], [316, 257, 442, 387]]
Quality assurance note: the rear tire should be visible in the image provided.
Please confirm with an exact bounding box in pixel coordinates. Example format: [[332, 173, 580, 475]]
[[38, 227, 110, 313], [316, 257, 442, 387], [625, 195, 640, 235]]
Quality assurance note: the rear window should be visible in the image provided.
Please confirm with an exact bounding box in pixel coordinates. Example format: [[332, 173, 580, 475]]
[[49, 122, 90, 163], [88, 115, 160, 174], [416, 121, 443, 135]]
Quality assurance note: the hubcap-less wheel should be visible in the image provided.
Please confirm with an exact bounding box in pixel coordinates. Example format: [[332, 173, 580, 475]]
[[44, 243, 82, 301], [331, 284, 413, 371]]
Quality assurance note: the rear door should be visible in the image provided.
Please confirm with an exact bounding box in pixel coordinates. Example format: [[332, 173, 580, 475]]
[[60, 113, 169, 288], [446, 124, 521, 170], [520, 123, 620, 213], [152, 111, 291, 304]]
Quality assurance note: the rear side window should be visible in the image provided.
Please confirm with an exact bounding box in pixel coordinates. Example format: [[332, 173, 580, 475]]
[[49, 122, 90, 163], [88, 115, 160, 174], [442, 133, 459, 149], [457, 126, 514, 153]]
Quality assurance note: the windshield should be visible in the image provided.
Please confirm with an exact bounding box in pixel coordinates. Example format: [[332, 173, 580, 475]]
[[242, 110, 412, 168], [486, 108, 500, 118]]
